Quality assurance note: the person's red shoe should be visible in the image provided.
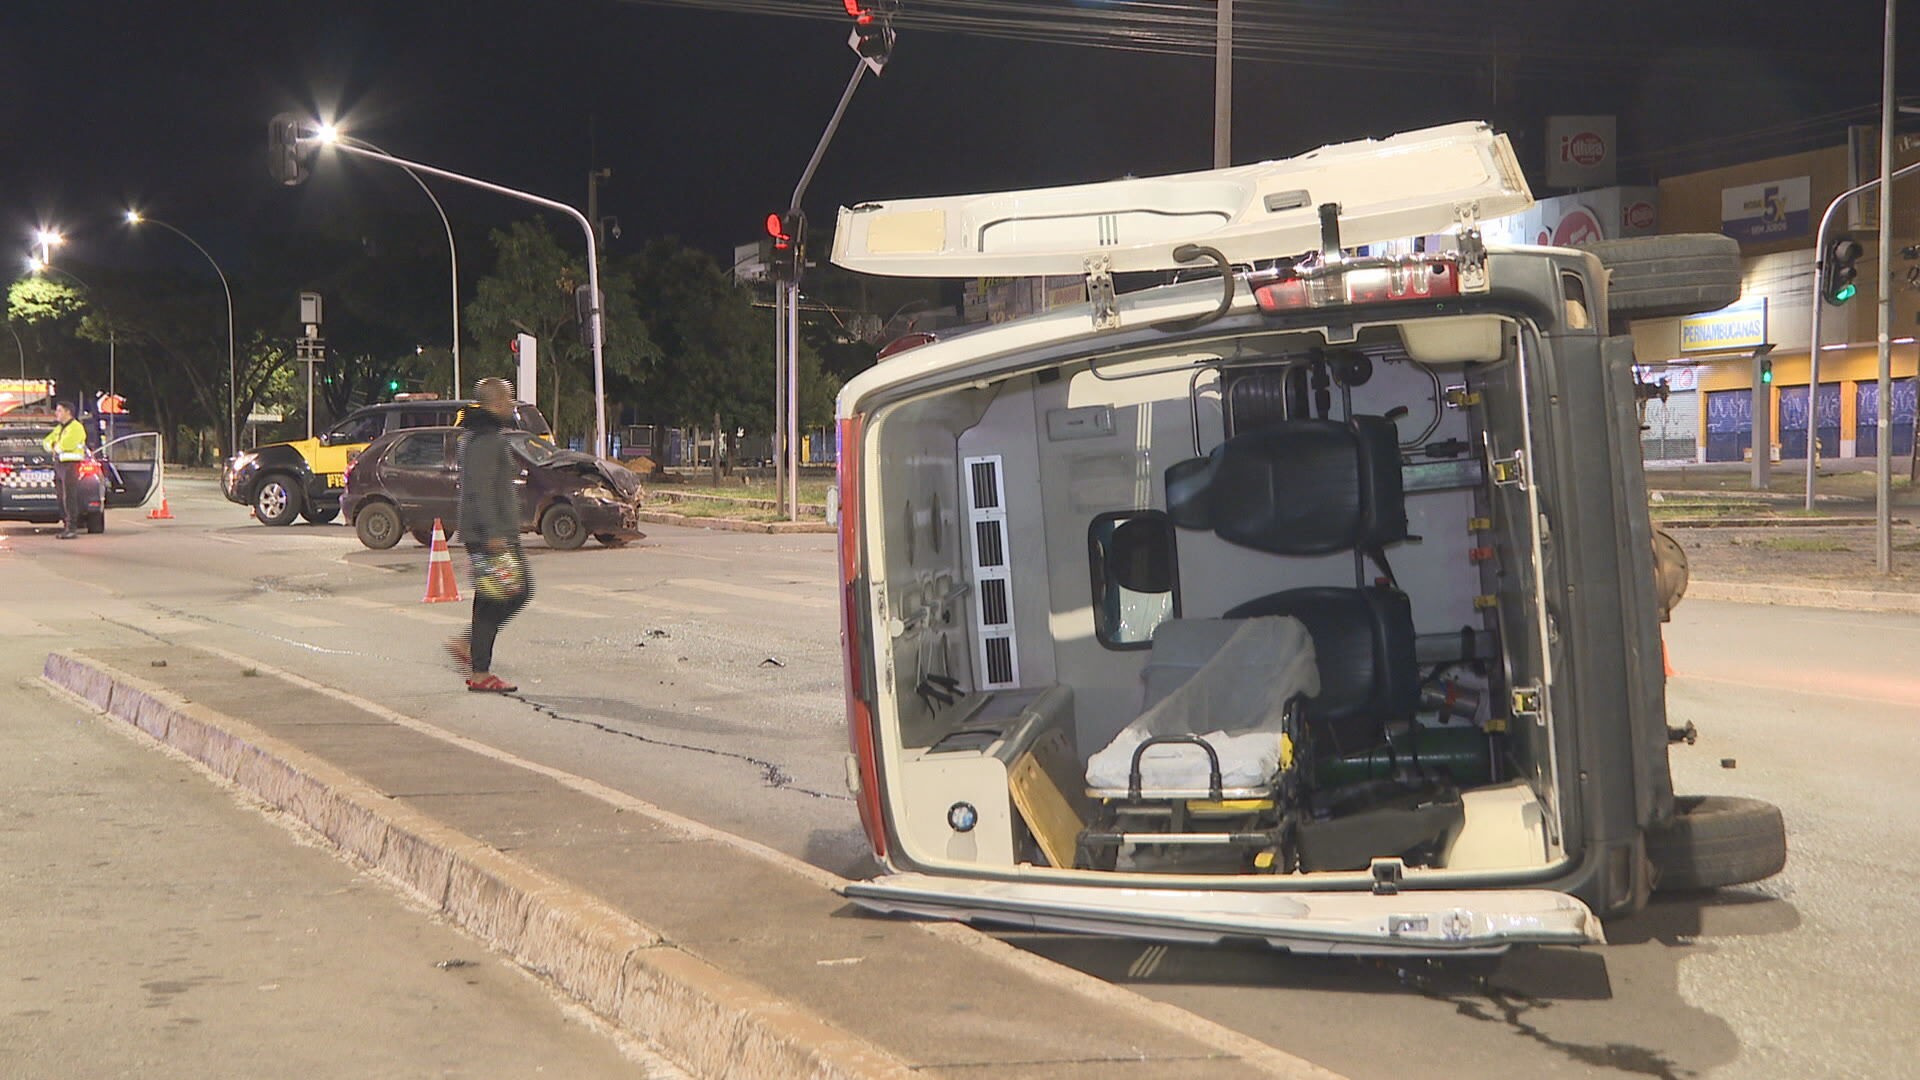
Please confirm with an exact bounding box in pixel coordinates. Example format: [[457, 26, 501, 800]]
[[465, 673, 517, 693]]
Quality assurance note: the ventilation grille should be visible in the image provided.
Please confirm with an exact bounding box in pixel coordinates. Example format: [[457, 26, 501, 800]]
[[974, 520, 1005, 569], [970, 460, 1001, 510], [983, 636, 1015, 686], [963, 454, 1019, 690], [978, 577, 1010, 626]]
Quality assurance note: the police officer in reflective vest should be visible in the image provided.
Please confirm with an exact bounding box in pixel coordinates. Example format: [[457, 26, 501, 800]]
[[41, 401, 88, 539]]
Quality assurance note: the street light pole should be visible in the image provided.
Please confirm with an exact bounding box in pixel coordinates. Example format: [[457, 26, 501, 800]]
[[29, 261, 116, 419], [1215, 0, 1232, 168], [6, 321, 25, 383], [1876, 0, 1897, 574], [127, 214, 237, 458], [317, 133, 607, 458], [338, 136, 461, 396]]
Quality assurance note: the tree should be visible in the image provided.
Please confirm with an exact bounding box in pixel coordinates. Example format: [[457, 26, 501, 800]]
[[625, 239, 840, 467], [463, 220, 657, 444]]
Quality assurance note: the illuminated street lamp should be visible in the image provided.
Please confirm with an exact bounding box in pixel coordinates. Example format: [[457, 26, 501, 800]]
[[33, 228, 64, 265], [124, 210, 238, 456]]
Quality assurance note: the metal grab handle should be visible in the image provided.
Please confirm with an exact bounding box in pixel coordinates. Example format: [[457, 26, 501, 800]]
[[1128, 733, 1224, 802], [1153, 244, 1235, 333]]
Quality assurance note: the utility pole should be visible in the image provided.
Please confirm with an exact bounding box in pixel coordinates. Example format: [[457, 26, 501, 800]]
[[588, 168, 611, 248], [1876, 0, 1897, 574], [1214, 0, 1232, 168]]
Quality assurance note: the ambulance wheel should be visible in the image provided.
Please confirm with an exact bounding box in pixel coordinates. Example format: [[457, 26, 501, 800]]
[[301, 504, 340, 525], [85, 511, 105, 534], [1575, 234, 1744, 321], [355, 501, 403, 550], [252, 474, 302, 526], [1646, 796, 1787, 892]]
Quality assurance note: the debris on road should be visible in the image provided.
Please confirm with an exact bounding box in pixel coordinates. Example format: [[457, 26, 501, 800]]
[[760, 656, 786, 668]]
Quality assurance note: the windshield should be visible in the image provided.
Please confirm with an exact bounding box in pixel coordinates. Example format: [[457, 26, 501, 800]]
[[510, 433, 559, 466]]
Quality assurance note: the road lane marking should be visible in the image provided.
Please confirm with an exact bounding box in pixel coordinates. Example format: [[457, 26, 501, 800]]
[[333, 595, 467, 626], [1678, 671, 1920, 710], [669, 578, 834, 610], [0, 611, 59, 637], [258, 610, 344, 629], [553, 583, 723, 615], [524, 603, 613, 621]]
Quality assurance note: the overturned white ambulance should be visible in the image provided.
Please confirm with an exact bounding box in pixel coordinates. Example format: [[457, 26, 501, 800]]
[[827, 122, 1785, 955]]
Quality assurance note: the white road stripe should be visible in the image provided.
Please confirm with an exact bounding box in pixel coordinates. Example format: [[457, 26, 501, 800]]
[[554, 583, 724, 615], [524, 603, 613, 621], [334, 595, 468, 626], [0, 611, 59, 637], [669, 578, 834, 610], [258, 610, 344, 629]]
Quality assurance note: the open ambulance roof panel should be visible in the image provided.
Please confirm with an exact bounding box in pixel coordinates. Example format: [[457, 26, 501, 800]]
[[831, 122, 1533, 278]]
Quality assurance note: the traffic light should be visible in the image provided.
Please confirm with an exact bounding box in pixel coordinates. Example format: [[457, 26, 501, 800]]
[[844, 1, 897, 73], [388, 379, 402, 393], [1822, 234, 1864, 306], [1760, 358, 1773, 385], [267, 112, 312, 187], [765, 211, 805, 282]]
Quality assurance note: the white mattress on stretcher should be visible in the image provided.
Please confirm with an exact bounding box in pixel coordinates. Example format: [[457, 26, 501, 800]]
[[1084, 616, 1320, 794]]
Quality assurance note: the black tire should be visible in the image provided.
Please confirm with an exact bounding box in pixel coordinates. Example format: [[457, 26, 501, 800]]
[[354, 501, 404, 550], [411, 526, 434, 547], [541, 504, 586, 550], [85, 511, 105, 534], [594, 532, 629, 548], [1575, 234, 1743, 321], [301, 504, 340, 525], [1646, 795, 1787, 892], [252, 473, 302, 527]]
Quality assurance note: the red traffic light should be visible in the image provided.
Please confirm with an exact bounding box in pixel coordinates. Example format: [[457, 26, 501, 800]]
[[509, 337, 519, 355], [842, 1, 865, 17], [767, 212, 792, 249]]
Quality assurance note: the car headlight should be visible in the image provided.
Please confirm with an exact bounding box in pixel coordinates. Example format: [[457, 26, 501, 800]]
[[579, 485, 619, 503], [230, 452, 257, 473]]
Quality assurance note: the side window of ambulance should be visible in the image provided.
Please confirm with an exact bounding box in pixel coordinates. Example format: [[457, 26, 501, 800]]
[[1087, 510, 1179, 649]]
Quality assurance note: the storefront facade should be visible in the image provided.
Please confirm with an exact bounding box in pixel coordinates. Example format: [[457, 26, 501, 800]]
[[1627, 138, 1920, 463]]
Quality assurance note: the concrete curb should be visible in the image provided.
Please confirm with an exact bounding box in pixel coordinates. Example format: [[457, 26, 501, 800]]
[[1688, 579, 1920, 614], [41, 651, 916, 1080], [637, 510, 835, 535]]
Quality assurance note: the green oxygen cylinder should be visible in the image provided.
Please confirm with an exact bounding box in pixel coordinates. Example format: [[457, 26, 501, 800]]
[[1314, 726, 1494, 788]]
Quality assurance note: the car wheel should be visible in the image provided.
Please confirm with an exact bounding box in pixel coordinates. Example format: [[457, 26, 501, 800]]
[[412, 527, 434, 546], [354, 501, 404, 550], [302, 504, 340, 525], [85, 511, 106, 534], [1645, 795, 1787, 892], [253, 474, 302, 526], [594, 532, 629, 547], [540, 504, 586, 550]]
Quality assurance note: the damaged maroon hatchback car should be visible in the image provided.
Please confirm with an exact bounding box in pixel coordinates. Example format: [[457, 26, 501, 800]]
[[343, 425, 646, 550]]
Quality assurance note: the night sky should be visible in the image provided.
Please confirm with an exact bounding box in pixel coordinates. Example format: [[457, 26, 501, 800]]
[[1, 1, 1909, 279]]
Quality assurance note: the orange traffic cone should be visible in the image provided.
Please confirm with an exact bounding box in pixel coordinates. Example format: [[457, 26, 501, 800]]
[[146, 489, 174, 520], [423, 518, 461, 603], [1662, 637, 1675, 678]]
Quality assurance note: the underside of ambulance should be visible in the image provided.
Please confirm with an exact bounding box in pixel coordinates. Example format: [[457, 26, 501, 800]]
[[830, 124, 1683, 954]]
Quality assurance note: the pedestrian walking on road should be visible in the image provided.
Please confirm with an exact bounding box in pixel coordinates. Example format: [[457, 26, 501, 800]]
[[447, 378, 531, 692], [41, 402, 88, 540]]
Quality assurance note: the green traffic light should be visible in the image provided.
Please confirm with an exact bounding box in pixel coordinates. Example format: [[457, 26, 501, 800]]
[[1834, 283, 1857, 304]]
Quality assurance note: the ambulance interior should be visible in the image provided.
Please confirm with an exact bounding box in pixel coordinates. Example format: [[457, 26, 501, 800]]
[[864, 311, 1569, 887]]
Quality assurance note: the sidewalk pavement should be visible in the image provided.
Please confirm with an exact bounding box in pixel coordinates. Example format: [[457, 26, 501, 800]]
[[41, 644, 1344, 1080]]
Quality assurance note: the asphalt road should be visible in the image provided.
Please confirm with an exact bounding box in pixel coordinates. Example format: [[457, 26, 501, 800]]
[[6, 479, 1916, 1079]]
